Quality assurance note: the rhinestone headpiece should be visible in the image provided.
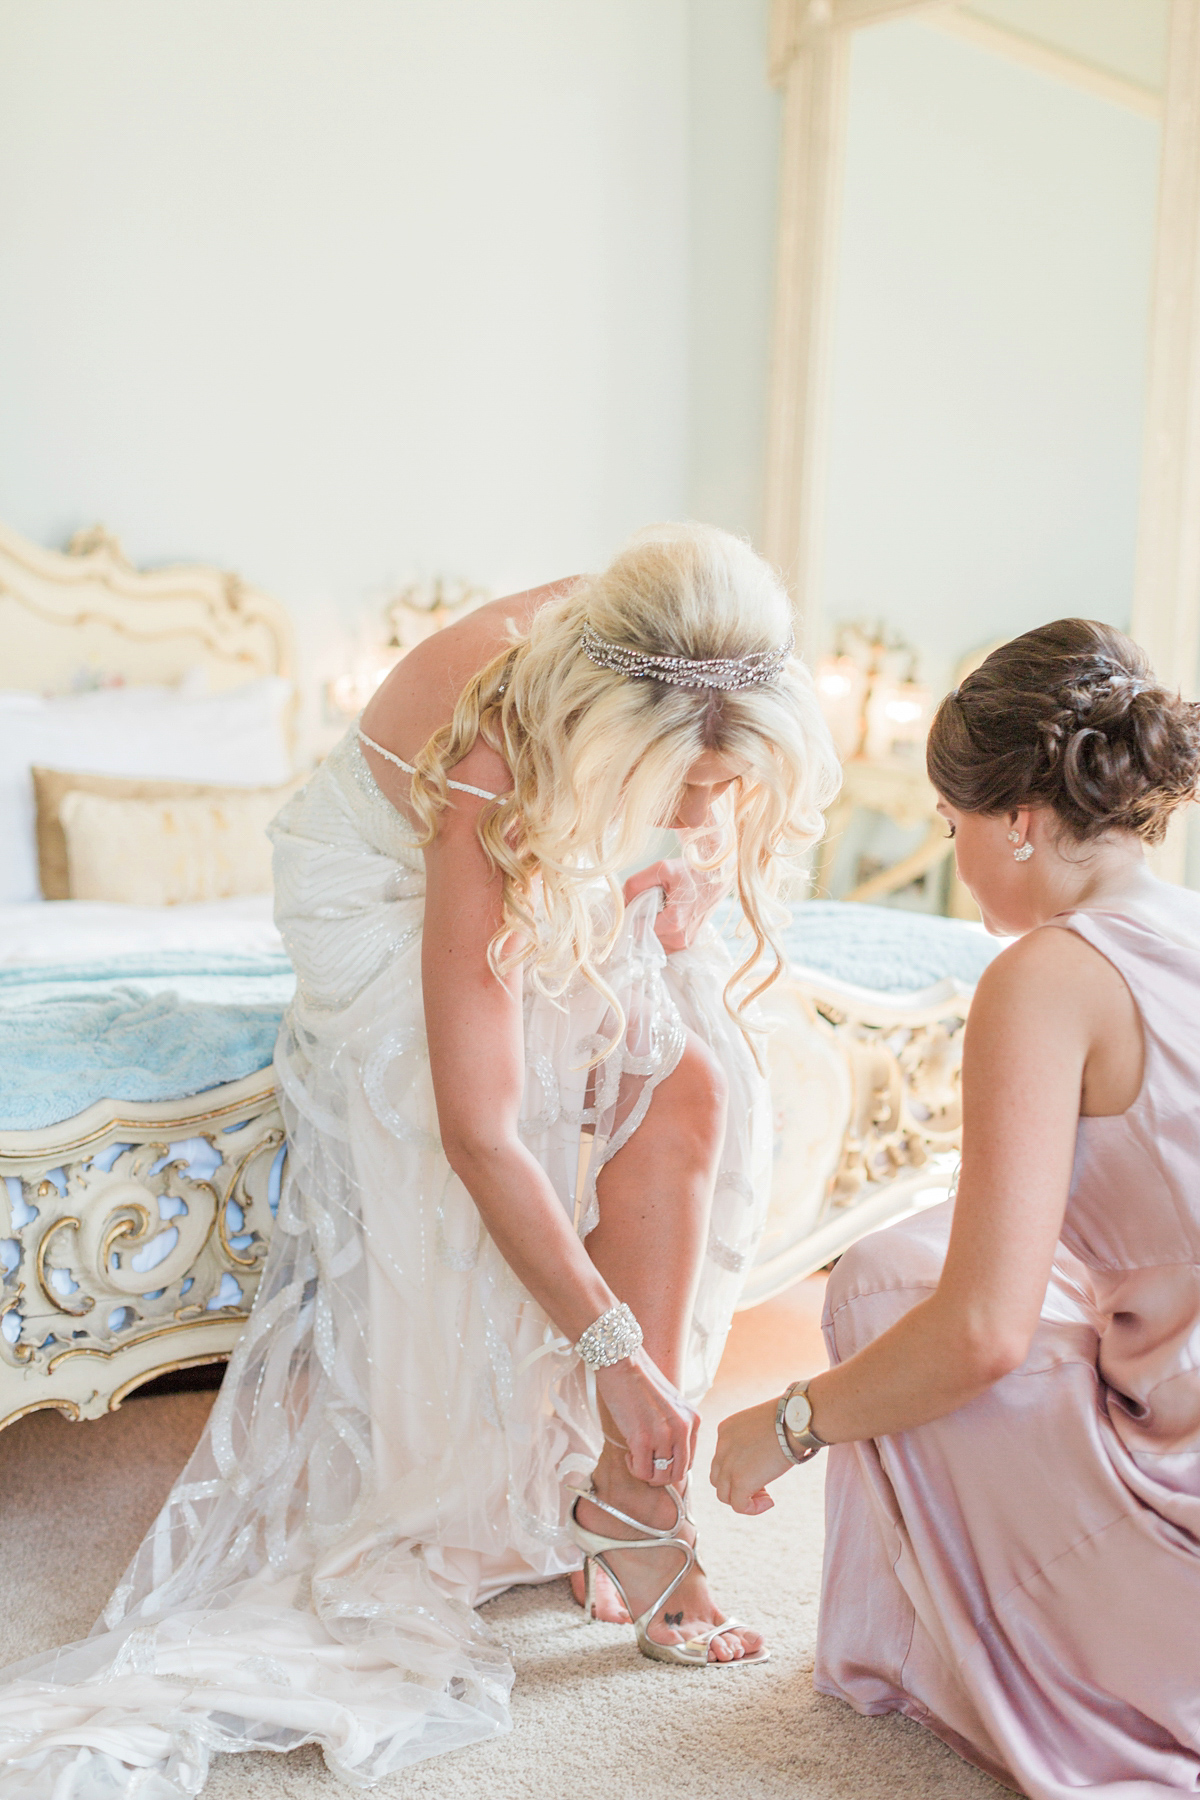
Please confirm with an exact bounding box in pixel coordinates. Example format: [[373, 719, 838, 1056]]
[[580, 623, 794, 692]]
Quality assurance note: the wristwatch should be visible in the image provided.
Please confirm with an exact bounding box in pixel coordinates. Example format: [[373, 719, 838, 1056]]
[[774, 1379, 829, 1466]]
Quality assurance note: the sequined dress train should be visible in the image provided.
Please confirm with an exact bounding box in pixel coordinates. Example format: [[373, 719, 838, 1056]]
[[0, 727, 772, 1797]]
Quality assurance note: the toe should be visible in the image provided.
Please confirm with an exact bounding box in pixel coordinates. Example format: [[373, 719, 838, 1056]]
[[709, 1626, 759, 1663]]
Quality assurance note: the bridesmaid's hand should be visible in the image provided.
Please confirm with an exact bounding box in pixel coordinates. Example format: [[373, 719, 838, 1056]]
[[596, 1350, 700, 1486], [623, 858, 729, 955], [710, 1398, 793, 1515]]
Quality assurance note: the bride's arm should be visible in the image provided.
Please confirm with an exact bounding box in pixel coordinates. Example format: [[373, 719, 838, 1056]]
[[421, 790, 699, 1479], [712, 926, 1131, 1511]]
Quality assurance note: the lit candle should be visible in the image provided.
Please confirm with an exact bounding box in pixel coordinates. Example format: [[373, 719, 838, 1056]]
[[815, 654, 868, 759]]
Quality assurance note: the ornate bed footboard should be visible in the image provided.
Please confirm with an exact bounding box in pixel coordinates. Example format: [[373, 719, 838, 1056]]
[[0, 1072, 283, 1430], [743, 968, 968, 1307]]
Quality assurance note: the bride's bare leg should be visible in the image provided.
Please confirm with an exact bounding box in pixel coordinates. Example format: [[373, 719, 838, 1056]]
[[569, 1032, 763, 1662]]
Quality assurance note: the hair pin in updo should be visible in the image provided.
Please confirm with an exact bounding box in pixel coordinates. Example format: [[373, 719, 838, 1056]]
[[579, 623, 794, 692]]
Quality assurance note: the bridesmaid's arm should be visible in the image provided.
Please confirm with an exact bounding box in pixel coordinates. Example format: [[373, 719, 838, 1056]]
[[712, 925, 1134, 1513]]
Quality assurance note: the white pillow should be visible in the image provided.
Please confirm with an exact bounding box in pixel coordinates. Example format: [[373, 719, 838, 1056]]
[[0, 676, 293, 904]]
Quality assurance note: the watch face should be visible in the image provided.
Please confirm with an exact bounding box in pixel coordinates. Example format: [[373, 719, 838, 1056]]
[[784, 1390, 813, 1436]]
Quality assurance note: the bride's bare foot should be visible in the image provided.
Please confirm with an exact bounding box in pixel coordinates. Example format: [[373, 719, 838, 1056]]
[[573, 1450, 765, 1663]]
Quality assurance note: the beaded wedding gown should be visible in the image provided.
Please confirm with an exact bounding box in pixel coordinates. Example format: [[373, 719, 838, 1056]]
[[0, 726, 772, 1798]]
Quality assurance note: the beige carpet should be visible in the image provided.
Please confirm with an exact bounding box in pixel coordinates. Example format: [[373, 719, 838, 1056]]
[[0, 1289, 1013, 1800]]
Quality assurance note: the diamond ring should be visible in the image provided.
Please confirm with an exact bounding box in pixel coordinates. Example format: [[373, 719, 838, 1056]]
[[653, 1457, 672, 1470]]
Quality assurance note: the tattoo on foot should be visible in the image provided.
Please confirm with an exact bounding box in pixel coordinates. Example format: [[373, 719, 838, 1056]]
[[663, 1610, 683, 1627]]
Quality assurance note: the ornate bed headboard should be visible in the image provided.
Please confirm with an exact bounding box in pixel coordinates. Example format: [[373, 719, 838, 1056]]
[[0, 521, 295, 695]]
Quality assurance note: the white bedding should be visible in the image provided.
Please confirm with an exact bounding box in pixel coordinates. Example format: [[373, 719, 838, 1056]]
[[0, 895, 284, 967], [0, 676, 294, 904]]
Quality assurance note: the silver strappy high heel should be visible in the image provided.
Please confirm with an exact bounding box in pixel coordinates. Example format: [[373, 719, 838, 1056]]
[[569, 1483, 769, 1667]]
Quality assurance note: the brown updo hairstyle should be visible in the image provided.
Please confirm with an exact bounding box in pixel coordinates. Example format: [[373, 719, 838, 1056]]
[[926, 619, 1200, 844]]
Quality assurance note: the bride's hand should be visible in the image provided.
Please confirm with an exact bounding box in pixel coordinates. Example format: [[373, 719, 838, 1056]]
[[623, 859, 729, 955], [595, 1350, 700, 1486]]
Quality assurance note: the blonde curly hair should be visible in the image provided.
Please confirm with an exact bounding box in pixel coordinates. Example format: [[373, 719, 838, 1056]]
[[405, 522, 841, 1035]]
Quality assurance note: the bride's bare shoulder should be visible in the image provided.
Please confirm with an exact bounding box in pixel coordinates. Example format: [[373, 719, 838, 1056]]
[[362, 577, 582, 768]]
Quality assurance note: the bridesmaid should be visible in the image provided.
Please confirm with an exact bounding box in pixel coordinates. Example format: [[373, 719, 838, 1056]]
[[712, 620, 1200, 1799]]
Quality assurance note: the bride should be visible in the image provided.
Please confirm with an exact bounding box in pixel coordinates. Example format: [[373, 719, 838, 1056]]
[[0, 523, 840, 1797]]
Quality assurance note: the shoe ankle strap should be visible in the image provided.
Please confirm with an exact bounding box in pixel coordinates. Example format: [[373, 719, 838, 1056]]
[[567, 1481, 686, 1541]]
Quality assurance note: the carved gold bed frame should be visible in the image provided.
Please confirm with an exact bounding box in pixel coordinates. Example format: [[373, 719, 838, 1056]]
[[0, 524, 293, 1427], [0, 523, 966, 1431]]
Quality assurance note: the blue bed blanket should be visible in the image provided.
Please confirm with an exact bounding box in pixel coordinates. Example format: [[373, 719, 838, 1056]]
[[778, 900, 1001, 994], [0, 952, 295, 1133], [0, 904, 1000, 1136]]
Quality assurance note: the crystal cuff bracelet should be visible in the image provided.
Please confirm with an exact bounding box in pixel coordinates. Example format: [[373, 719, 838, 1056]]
[[575, 1302, 643, 1368]]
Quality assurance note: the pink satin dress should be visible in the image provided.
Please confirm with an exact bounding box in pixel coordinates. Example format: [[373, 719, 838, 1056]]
[[815, 911, 1200, 1798]]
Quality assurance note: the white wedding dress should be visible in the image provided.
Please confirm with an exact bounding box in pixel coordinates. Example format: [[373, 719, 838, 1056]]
[[0, 727, 772, 1797]]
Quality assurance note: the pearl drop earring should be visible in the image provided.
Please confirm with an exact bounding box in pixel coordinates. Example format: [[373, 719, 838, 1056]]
[[1014, 842, 1034, 862]]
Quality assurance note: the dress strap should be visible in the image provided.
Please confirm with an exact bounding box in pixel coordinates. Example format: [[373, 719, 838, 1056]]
[[357, 727, 502, 802]]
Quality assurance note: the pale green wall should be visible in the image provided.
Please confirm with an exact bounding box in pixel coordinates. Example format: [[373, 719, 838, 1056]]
[[963, 0, 1169, 91], [686, 0, 780, 544], [822, 17, 1161, 697], [0, 1, 1168, 730], [0, 0, 691, 745]]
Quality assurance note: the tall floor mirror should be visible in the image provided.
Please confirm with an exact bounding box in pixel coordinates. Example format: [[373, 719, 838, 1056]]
[[767, 0, 1200, 907]]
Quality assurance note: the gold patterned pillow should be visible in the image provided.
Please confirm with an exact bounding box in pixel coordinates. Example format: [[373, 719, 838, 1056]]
[[32, 767, 303, 901], [58, 782, 303, 905]]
